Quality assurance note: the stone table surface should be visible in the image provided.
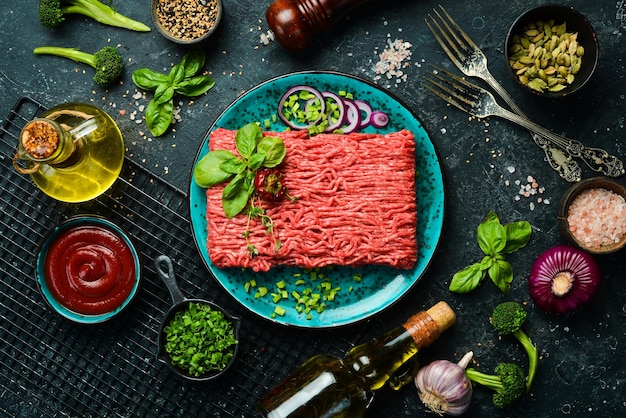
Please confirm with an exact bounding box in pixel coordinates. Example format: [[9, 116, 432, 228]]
[[1, 0, 625, 417]]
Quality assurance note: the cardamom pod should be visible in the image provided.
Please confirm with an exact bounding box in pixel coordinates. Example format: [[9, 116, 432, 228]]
[[508, 18, 585, 94]]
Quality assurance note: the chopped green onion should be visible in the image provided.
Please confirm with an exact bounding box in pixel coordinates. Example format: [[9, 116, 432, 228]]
[[254, 287, 268, 298], [250, 268, 367, 320], [163, 302, 237, 377]]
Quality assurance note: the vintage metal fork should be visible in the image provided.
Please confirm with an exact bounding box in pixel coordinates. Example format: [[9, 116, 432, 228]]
[[424, 68, 625, 178], [425, 6, 612, 180]]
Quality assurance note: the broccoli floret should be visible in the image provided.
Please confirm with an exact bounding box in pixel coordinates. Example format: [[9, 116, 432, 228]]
[[466, 363, 526, 408], [490, 301, 538, 392], [38, 0, 150, 32], [33, 46, 124, 87]]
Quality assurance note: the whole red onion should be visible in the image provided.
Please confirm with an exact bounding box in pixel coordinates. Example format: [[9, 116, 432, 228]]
[[529, 245, 601, 313]]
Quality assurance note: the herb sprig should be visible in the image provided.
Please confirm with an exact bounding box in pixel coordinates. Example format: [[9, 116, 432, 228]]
[[193, 123, 289, 256], [450, 211, 531, 294], [132, 50, 215, 137]]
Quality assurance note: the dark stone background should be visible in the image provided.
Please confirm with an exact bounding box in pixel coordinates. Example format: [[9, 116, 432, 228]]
[[1, 1, 625, 417]]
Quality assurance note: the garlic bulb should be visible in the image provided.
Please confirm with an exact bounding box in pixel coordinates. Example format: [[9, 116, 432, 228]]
[[415, 351, 473, 416]]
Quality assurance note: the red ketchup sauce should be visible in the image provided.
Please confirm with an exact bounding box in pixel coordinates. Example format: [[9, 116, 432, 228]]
[[44, 225, 136, 315]]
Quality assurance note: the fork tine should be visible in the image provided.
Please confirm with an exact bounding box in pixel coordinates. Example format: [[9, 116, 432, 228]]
[[436, 6, 481, 53], [425, 15, 464, 69], [422, 79, 468, 113], [423, 72, 479, 114], [430, 67, 483, 99], [426, 6, 475, 70], [423, 79, 475, 116], [423, 66, 499, 118], [430, 9, 467, 60]]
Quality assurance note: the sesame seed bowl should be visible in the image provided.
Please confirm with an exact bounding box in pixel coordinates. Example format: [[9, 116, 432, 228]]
[[152, 0, 223, 45], [558, 177, 626, 254]]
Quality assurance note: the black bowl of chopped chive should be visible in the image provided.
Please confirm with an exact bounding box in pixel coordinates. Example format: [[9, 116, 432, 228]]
[[155, 255, 240, 381], [152, 0, 223, 45]]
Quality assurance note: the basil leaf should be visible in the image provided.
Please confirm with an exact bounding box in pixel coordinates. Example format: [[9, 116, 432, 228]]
[[153, 83, 175, 106], [479, 255, 494, 270], [477, 212, 506, 255], [235, 123, 262, 160], [449, 263, 486, 293], [180, 49, 205, 78], [502, 220, 532, 254], [145, 98, 173, 137], [220, 156, 246, 175], [222, 171, 253, 218], [489, 259, 513, 294], [193, 150, 238, 187], [222, 171, 245, 200], [168, 63, 186, 86], [132, 68, 168, 91], [174, 76, 216, 97], [257, 136, 286, 168], [248, 152, 266, 171]]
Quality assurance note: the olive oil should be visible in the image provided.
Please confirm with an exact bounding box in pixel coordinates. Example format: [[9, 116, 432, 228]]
[[18, 102, 124, 203], [257, 301, 456, 418], [259, 354, 370, 418]]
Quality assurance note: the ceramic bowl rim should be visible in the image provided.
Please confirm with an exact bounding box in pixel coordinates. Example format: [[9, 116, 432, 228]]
[[151, 0, 223, 45], [558, 177, 626, 254], [504, 4, 599, 98], [35, 215, 142, 324]]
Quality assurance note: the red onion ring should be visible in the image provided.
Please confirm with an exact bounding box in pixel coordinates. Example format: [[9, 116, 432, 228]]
[[321, 91, 345, 132], [354, 100, 373, 129], [370, 110, 390, 128], [342, 99, 361, 133], [277, 85, 326, 129]]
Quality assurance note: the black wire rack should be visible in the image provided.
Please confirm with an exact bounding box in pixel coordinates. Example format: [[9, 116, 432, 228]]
[[0, 97, 239, 417], [0, 97, 364, 418]]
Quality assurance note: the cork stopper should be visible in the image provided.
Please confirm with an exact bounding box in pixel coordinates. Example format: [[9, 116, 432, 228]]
[[426, 301, 456, 333], [403, 301, 456, 348], [21, 119, 60, 159]]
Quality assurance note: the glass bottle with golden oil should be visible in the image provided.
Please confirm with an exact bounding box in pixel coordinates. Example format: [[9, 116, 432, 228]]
[[256, 301, 456, 418], [13, 102, 125, 203]]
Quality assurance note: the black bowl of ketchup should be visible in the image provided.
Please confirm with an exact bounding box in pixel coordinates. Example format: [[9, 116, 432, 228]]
[[35, 215, 142, 324]]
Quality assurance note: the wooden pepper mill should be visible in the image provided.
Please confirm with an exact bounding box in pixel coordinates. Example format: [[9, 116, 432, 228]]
[[266, 0, 372, 52]]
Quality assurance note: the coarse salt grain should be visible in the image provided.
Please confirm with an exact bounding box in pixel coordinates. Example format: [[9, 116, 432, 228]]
[[567, 187, 626, 248], [505, 172, 549, 210], [372, 38, 412, 85]]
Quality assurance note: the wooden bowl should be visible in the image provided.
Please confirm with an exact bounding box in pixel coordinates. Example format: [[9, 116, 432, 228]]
[[558, 177, 626, 254], [152, 0, 222, 45]]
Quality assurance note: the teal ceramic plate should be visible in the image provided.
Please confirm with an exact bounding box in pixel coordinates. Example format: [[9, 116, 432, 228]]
[[189, 71, 445, 328]]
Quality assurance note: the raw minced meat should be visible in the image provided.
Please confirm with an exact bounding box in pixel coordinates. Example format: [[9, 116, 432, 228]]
[[205, 128, 418, 272]]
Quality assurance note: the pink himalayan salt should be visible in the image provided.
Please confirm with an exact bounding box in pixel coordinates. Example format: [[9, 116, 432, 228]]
[[567, 187, 626, 249]]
